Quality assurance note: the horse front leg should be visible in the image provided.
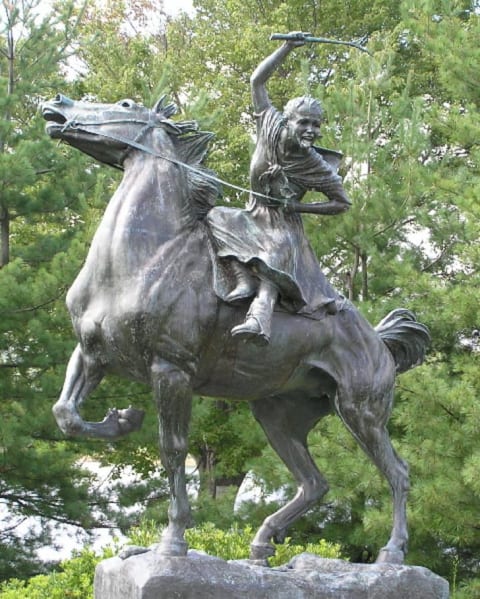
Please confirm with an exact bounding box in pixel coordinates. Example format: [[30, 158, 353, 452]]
[[152, 359, 193, 556], [53, 344, 144, 440], [53, 344, 103, 436]]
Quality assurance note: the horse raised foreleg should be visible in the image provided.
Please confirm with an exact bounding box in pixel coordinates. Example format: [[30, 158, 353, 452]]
[[337, 388, 409, 564], [53, 344, 103, 436], [152, 359, 193, 556], [249, 395, 330, 563], [53, 344, 144, 439]]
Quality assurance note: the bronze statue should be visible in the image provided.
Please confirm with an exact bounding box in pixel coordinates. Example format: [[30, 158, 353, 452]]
[[208, 33, 351, 345], [42, 39, 429, 565]]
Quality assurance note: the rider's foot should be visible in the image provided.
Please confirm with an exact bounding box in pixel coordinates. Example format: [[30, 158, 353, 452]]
[[225, 281, 255, 303], [231, 316, 269, 346]]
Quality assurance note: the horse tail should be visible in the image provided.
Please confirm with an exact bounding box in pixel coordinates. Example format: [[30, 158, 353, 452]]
[[375, 309, 430, 374]]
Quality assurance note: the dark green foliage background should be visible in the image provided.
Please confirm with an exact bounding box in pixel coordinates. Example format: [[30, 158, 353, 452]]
[[0, 0, 478, 594]]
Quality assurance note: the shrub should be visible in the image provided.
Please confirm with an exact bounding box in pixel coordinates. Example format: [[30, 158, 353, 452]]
[[129, 520, 343, 566], [0, 548, 103, 599], [452, 577, 480, 599]]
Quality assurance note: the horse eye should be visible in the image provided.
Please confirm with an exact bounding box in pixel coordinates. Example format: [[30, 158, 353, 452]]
[[119, 99, 135, 108]]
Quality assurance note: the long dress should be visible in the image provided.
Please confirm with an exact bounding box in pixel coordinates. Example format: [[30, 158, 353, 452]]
[[207, 105, 347, 314]]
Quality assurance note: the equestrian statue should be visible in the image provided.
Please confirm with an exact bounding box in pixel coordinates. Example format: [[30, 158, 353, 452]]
[[43, 33, 429, 565]]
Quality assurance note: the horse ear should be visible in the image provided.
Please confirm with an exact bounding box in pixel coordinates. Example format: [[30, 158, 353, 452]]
[[153, 95, 177, 119]]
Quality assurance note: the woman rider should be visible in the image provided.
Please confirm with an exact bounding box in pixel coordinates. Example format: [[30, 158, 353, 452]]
[[207, 33, 351, 345]]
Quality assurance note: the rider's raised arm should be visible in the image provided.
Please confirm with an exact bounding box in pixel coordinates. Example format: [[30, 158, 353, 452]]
[[250, 36, 305, 113]]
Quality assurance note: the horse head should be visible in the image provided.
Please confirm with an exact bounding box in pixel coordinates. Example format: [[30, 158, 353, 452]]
[[42, 93, 219, 218], [43, 94, 195, 167]]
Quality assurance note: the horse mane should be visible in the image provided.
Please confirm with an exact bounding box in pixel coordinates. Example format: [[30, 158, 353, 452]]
[[174, 131, 221, 220], [154, 96, 221, 220]]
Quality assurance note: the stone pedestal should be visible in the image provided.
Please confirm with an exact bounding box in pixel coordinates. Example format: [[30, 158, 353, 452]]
[[94, 550, 449, 599]]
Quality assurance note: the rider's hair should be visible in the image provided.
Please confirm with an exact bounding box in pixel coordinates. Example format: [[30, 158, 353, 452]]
[[283, 96, 323, 120]]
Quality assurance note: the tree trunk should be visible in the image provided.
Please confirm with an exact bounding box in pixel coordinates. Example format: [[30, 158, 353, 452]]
[[347, 246, 360, 301], [0, 206, 9, 267], [361, 251, 368, 301], [0, 12, 15, 268]]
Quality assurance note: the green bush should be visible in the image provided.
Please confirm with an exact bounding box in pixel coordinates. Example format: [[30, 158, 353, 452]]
[[0, 522, 343, 597], [452, 577, 480, 599], [0, 548, 103, 599], [129, 520, 343, 566], [269, 537, 343, 567]]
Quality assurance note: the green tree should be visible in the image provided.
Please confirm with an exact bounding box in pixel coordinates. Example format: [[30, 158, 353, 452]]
[[0, 0, 119, 580], [15, 0, 477, 592]]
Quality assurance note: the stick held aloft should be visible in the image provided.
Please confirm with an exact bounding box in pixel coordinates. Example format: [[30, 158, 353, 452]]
[[270, 32, 371, 55]]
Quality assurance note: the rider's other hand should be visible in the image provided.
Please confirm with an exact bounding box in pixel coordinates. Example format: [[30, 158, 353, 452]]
[[283, 200, 301, 214]]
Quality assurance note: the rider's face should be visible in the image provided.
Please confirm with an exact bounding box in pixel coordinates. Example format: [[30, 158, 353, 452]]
[[286, 108, 322, 150]]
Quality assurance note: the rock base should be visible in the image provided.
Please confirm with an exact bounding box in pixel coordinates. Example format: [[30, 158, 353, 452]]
[[94, 550, 449, 599]]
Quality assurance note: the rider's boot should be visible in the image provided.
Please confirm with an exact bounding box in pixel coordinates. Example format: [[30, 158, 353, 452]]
[[225, 260, 257, 303], [231, 280, 278, 345]]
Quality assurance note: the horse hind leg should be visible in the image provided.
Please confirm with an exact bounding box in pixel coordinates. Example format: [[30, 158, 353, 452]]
[[249, 394, 331, 563], [53, 344, 144, 439], [336, 387, 409, 564]]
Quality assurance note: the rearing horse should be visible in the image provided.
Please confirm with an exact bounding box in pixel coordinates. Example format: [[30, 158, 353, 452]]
[[42, 93, 429, 564]]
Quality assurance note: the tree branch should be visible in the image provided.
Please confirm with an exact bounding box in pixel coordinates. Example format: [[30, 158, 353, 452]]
[[438, 402, 462, 422], [1, 288, 66, 315]]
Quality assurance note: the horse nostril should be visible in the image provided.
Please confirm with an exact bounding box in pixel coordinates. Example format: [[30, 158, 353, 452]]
[[54, 94, 74, 106]]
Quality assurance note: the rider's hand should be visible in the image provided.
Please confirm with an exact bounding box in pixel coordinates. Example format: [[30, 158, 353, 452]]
[[284, 31, 311, 47]]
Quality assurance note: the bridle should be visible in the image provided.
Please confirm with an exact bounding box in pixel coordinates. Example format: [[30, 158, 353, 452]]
[[60, 114, 289, 207], [60, 114, 167, 169]]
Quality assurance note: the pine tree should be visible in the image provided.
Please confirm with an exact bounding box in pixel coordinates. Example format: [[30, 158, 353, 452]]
[[0, 0, 113, 580], [19, 0, 478, 591]]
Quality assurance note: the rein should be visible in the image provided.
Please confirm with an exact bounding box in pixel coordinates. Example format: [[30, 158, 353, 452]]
[[61, 116, 290, 207]]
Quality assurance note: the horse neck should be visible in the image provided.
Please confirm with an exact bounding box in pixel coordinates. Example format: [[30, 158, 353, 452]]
[[120, 139, 196, 238], [88, 142, 196, 278]]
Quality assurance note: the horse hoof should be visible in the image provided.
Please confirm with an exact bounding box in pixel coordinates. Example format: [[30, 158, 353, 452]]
[[246, 558, 270, 567], [250, 542, 275, 561], [375, 547, 405, 564], [156, 539, 188, 557], [117, 406, 145, 433]]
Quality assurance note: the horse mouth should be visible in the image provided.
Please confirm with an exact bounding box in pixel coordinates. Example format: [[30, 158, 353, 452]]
[[42, 106, 67, 134]]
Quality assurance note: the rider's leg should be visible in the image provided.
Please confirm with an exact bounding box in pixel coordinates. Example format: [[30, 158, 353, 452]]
[[225, 259, 257, 302], [231, 279, 278, 345]]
